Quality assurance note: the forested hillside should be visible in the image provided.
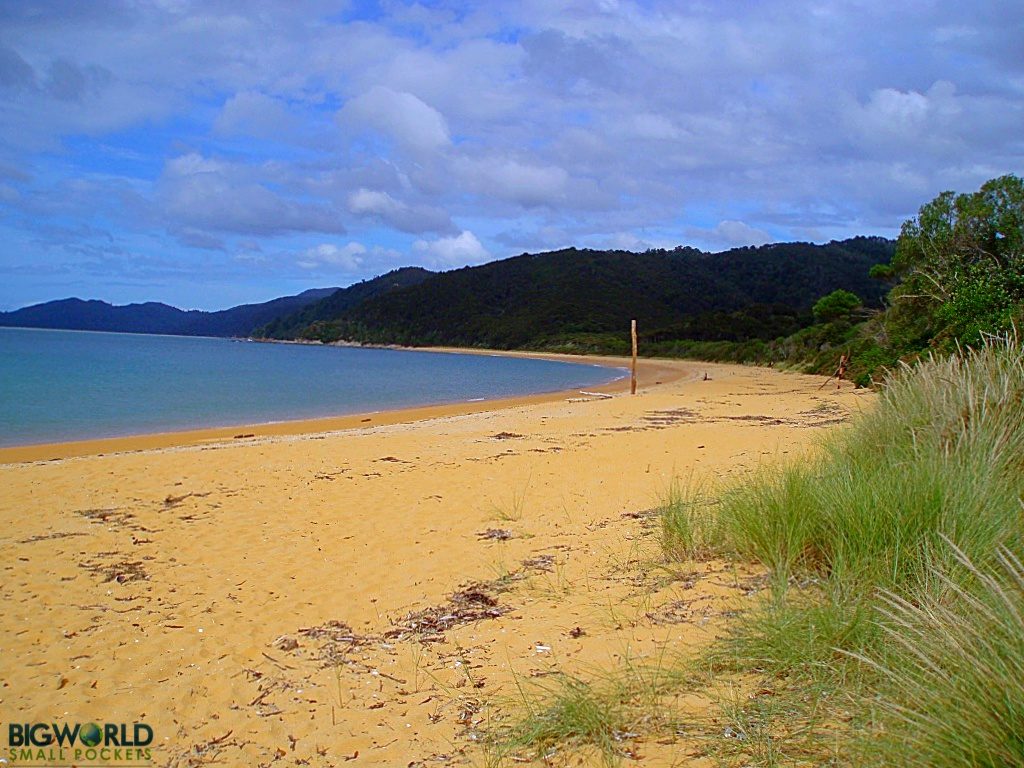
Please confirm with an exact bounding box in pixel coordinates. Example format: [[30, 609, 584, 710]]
[[261, 238, 894, 349], [257, 267, 433, 339]]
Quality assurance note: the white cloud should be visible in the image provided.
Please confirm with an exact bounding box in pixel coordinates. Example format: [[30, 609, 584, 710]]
[[686, 220, 773, 250], [413, 230, 490, 268], [159, 153, 345, 236], [712, 220, 773, 247], [596, 231, 678, 251], [340, 86, 450, 153], [454, 156, 569, 207], [214, 91, 295, 138], [858, 88, 931, 135], [347, 188, 395, 216], [847, 80, 967, 156], [297, 242, 366, 270], [347, 187, 454, 233], [165, 153, 224, 176]]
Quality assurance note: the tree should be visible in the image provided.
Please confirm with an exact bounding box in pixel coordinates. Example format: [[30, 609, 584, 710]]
[[813, 289, 862, 323], [869, 263, 895, 281], [892, 174, 1024, 347]]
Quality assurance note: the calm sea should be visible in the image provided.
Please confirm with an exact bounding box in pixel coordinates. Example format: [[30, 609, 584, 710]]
[[0, 327, 623, 447]]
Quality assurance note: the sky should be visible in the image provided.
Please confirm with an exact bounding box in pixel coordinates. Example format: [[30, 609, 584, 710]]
[[0, 1, 1022, 311]]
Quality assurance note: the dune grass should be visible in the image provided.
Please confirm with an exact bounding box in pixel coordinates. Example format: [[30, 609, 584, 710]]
[[853, 541, 1024, 766], [718, 338, 1024, 587], [660, 477, 720, 562], [496, 673, 629, 764]]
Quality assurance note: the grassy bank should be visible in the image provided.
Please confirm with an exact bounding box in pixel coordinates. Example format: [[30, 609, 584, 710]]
[[689, 333, 1024, 764], [491, 334, 1024, 765]]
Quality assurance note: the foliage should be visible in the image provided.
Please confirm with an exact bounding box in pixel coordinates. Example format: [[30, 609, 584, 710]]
[[867, 262, 895, 281], [495, 674, 629, 763], [660, 479, 720, 561], [488, 655, 685, 765], [720, 335, 1024, 597], [889, 173, 1024, 350]]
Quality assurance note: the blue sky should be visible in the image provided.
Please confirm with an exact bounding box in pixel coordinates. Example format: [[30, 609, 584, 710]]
[[1, 1, 1021, 310]]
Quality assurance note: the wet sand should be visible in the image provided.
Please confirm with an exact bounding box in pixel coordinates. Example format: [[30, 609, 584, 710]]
[[0, 356, 872, 765]]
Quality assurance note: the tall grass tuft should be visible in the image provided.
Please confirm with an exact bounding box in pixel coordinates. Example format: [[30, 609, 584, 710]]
[[660, 478, 721, 561], [667, 334, 1024, 764], [710, 335, 1024, 671], [854, 541, 1024, 766], [497, 674, 627, 763], [489, 652, 688, 765]]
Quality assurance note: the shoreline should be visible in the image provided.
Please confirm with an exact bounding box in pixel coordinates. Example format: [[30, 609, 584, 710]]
[[0, 350, 687, 463]]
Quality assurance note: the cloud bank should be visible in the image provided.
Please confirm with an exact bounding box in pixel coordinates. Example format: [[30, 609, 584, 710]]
[[0, 1, 1021, 308]]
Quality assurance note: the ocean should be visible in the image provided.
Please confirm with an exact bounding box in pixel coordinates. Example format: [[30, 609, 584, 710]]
[[0, 327, 624, 447]]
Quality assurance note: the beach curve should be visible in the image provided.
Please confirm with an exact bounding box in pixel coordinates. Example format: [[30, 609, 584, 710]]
[[0, 357, 873, 765]]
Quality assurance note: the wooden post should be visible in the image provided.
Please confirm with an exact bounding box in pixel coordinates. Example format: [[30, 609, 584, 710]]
[[630, 319, 638, 395]]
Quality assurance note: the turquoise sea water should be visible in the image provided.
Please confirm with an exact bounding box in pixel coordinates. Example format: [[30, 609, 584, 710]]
[[0, 328, 624, 447]]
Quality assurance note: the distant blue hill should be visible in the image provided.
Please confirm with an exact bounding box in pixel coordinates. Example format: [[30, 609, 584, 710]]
[[0, 266, 439, 337], [0, 288, 338, 337]]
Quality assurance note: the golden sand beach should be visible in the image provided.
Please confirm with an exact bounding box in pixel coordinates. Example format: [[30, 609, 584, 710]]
[[0, 356, 872, 766]]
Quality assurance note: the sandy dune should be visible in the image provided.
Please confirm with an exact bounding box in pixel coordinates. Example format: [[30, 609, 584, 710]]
[[0, 357, 872, 766]]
